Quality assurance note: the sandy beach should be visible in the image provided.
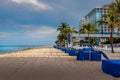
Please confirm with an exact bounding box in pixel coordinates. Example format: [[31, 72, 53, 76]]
[[0, 47, 119, 80]]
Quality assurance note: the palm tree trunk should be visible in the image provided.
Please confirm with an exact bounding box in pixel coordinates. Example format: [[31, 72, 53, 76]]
[[88, 33, 90, 43], [66, 34, 69, 47], [70, 33, 73, 48], [63, 39, 66, 47], [110, 26, 114, 53], [118, 24, 120, 35], [88, 33, 92, 47], [66, 38, 68, 47], [60, 41, 62, 46], [101, 30, 104, 48]]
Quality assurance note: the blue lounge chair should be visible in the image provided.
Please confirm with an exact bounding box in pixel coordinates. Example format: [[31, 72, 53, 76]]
[[77, 48, 109, 61], [102, 60, 120, 77]]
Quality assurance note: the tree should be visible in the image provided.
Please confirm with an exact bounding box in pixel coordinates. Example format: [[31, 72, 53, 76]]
[[110, 0, 120, 35], [102, 0, 120, 53], [79, 22, 99, 43], [113, 0, 120, 34], [57, 23, 69, 46], [103, 0, 120, 34], [108, 0, 120, 16], [56, 33, 67, 46], [56, 22, 78, 47], [98, 10, 120, 53], [67, 27, 78, 47], [57, 22, 69, 33], [97, 20, 106, 48]]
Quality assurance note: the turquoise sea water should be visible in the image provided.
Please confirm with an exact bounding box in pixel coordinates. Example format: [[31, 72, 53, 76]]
[[0, 45, 44, 54]]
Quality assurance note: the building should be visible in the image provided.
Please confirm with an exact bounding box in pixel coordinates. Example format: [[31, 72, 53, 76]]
[[80, 7, 118, 34], [79, 18, 85, 30], [71, 7, 120, 46]]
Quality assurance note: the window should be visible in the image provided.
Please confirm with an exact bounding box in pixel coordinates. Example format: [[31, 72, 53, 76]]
[[104, 18, 107, 21], [104, 29, 107, 32]]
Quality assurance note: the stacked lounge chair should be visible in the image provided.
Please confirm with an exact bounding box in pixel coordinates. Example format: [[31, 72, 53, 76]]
[[54, 45, 120, 78]]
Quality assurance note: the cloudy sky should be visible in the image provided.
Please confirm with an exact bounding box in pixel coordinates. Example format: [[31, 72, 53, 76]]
[[0, 0, 113, 45]]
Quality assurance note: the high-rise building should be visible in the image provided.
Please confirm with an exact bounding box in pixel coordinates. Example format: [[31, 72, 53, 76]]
[[79, 18, 85, 30], [80, 7, 118, 34]]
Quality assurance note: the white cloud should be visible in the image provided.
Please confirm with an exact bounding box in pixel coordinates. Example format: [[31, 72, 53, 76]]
[[24, 26, 58, 38], [0, 25, 58, 39], [0, 32, 18, 37], [0, 26, 58, 45], [11, 0, 52, 10]]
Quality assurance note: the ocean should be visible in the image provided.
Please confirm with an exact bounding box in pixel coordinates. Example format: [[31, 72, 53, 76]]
[[0, 45, 44, 54]]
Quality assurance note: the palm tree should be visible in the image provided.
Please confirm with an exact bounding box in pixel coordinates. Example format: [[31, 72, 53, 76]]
[[57, 23, 69, 46], [103, 0, 120, 34], [79, 28, 84, 34], [63, 27, 72, 46], [68, 27, 78, 47], [110, 0, 120, 35], [109, 0, 120, 16], [79, 22, 99, 43], [62, 27, 78, 47], [57, 22, 69, 32], [103, 0, 120, 53], [103, 0, 120, 14], [98, 10, 120, 53], [97, 20, 105, 48], [57, 22, 78, 47], [57, 33, 67, 46]]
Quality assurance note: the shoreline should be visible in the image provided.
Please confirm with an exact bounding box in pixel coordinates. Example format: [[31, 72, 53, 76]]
[[0, 46, 53, 58], [0, 48, 33, 55], [0, 45, 51, 55]]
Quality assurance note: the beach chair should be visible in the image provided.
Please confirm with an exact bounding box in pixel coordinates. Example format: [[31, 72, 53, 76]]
[[68, 49, 80, 56], [77, 48, 109, 61], [102, 60, 120, 77], [91, 51, 101, 61], [77, 48, 94, 60]]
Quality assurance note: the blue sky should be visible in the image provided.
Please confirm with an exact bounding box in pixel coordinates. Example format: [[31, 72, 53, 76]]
[[0, 0, 113, 45]]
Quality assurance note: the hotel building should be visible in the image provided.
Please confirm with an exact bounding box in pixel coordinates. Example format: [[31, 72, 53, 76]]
[[80, 7, 118, 34], [71, 7, 120, 46]]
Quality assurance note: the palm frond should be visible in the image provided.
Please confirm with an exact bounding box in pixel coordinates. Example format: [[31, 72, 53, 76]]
[[81, 22, 99, 34]]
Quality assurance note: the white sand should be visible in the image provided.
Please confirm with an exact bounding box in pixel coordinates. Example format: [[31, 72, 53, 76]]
[[0, 47, 119, 80]]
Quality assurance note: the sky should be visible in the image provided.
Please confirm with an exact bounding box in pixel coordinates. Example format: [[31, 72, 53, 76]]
[[0, 0, 114, 46]]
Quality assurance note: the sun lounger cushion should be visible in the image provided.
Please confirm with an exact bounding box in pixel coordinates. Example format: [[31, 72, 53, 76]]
[[83, 48, 94, 51], [102, 60, 120, 77], [69, 50, 79, 56], [91, 51, 101, 61]]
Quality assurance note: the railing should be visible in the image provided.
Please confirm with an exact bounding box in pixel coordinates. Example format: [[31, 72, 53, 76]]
[[73, 34, 120, 38]]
